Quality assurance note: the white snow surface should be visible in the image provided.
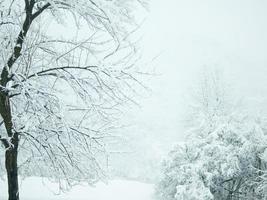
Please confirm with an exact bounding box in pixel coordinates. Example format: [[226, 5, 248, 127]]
[[0, 177, 154, 200]]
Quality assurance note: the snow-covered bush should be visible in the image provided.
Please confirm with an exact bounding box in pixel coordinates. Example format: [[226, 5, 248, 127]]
[[156, 71, 267, 200], [156, 115, 267, 199]]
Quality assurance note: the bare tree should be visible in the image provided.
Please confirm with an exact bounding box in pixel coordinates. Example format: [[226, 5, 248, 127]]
[[0, 0, 148, 200]]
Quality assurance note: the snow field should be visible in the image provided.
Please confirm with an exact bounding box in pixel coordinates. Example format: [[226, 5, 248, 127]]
[[0, 177, 154, 200]]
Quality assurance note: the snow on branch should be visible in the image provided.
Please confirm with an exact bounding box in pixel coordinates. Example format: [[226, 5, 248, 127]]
[[0, 0, 148, 189]]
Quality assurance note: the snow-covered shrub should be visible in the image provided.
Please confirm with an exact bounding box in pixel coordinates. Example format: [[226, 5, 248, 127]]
[[156, 143, 214, 200], [156, 113, 267, 200], [156, 70, 267, 200]]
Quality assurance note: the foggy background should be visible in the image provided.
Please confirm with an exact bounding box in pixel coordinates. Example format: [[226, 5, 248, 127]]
[[111, 0, 267, 181], [139, 0, 267, 139]]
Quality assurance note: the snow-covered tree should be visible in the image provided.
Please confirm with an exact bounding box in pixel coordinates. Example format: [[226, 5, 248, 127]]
[[0, 1, 148, 200], [156, 70, 267, 200]]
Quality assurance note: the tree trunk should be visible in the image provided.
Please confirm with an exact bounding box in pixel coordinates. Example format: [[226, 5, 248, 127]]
[[0, 76, 19, 200], [5, 148, 19, 200]]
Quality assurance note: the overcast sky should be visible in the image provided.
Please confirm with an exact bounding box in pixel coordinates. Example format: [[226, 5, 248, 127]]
[[126, 0, 267, 144]]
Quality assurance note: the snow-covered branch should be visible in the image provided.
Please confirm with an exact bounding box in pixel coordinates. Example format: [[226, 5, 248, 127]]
[[0, 0, 148, 195]]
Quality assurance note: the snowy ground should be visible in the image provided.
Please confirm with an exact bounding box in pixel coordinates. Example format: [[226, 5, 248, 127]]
[[0, 177, 154, 200]]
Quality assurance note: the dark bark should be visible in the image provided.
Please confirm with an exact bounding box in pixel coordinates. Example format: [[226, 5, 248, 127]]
[[0, 79, 19, 200], [0, 1, 50, 200], [0, 84, 19, 200], [6, 147, 19, 200], [0, 91, 19, 200]]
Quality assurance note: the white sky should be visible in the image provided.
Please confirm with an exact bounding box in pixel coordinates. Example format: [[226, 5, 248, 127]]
[[127, 0, 267, 144]]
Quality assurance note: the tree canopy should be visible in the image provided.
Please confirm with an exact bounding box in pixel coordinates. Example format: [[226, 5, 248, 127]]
[[0, 0, 148, 195]]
